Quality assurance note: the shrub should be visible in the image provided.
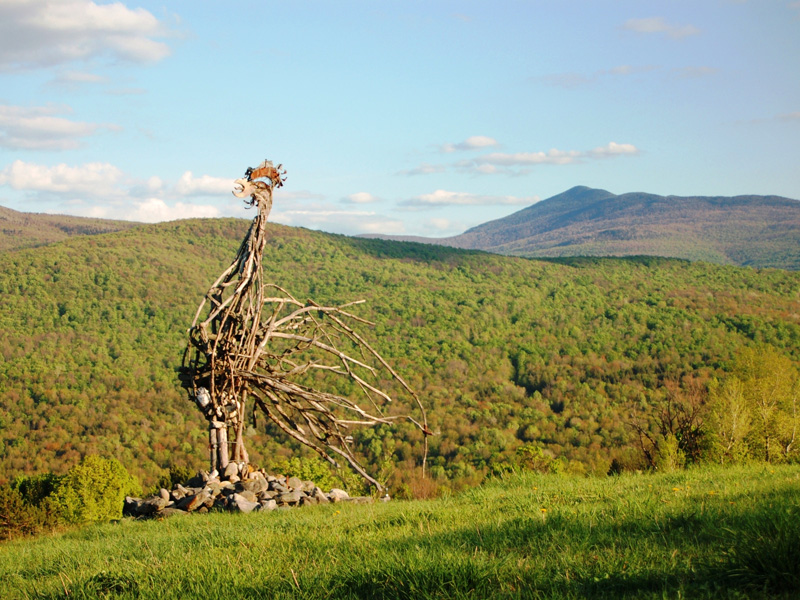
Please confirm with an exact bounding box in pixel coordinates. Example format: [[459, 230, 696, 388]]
[[45, 455, 140, 525], [0, 485, 50, 539]]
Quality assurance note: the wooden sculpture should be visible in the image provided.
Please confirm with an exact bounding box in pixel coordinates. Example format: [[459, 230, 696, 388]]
[[179, 160, 429, 491]]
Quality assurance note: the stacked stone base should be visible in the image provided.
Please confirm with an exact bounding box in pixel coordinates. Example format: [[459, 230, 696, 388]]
[[123, 463, 377, 519]]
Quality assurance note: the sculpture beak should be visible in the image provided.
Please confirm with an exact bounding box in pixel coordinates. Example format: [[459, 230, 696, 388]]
[[232, 178, 247, 198]]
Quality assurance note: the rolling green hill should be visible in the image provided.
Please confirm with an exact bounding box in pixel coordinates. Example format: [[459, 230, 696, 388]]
[[0, 205, 138, 253], [1, 217, 798, 489], [368, 187, 800, 270]]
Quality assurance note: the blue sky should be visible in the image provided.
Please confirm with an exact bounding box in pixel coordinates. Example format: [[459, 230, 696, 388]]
[[1, 1, 798, 237]]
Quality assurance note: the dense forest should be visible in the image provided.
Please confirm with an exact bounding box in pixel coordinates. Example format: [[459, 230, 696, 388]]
[[1, 218, 798, 492]]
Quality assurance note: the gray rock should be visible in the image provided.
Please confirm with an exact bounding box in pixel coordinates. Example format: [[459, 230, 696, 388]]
[[287, 476, 304, 490], [300, 496, 318, 507], [228, 474, 240, 484], [260, 499, 277, 511], [240, 478, 268, 495], [139, 495, 169, 515], [237, 490, 258, 503], [312, 487, 329, 504], [159, 488, 170, 501], [328, 488, 350, 502], [204, 481, 222, 498], [223, 462, 239, 479], [269, 481, 289, 493], [301, 480, 316, 493], [277, 491, 304, 505], [232, 493, 260, 514], [160, 507, 188, 518]]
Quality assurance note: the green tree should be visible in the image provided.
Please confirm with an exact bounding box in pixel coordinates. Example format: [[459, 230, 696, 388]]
[[735, 348, 799, 462]]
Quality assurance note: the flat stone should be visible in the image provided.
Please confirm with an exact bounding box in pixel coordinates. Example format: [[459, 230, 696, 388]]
[[232, 493, 260, 514], [287, 476, 304, 490], [181, 491, 211, 512], [260, 499, 277, 511], [160, 507, 188, 518], [139, 496, 169, 515], [277, 491, 304, 505], [269, 481, 289, 493]]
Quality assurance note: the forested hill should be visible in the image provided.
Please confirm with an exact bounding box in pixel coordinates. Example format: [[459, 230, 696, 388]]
[[0, 218, 798, 489], [0, 204, 138, 252], [366, 187, 800, 270]]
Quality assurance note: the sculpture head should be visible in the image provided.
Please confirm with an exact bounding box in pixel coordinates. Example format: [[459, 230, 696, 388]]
[[233, 159, 286, 208]]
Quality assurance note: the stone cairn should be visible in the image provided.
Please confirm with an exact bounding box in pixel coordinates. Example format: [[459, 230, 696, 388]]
[[123, 462, 379, 519]]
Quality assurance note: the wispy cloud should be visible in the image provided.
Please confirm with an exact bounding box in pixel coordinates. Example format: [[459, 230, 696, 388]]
[[400, 190, 538, 208], [622, 17, 700, 39], [456, 142, 640, 175], [402, 142, 640, 177], [397, 163, 447, 176], [0, 104, 119, 150], [342, 192, 380, 204], [440, 135, 499, 153], [538, 65, 659, 89], [0, 0, 174, 71]]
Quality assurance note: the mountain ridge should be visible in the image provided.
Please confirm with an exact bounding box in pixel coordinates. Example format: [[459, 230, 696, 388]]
[[363, 187, 800, 269]]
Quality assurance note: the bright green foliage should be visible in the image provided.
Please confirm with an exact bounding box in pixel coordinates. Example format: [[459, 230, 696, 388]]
[[269, 456, 342, 492], [515, 443, 564, 474], [44, 455, 140, 525]]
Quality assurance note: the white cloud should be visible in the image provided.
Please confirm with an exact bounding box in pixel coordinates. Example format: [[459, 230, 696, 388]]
[[0, 159, 123, 195], [175, 171, 233, 196], [401, 190, 538, 207], [0, 0, 173, 71], [587, 142, 640, 158], [441, 135, 499, 153], [622, 17, 700, 39], [397, 163, 447, 176], [0, 104, 118, 150], [342, 192, 379, 204]]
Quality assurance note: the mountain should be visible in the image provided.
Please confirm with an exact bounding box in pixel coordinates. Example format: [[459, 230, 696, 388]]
[[0, 205, 138, 252], [1, 217, 798, 488], [366, 187, 800, 270]]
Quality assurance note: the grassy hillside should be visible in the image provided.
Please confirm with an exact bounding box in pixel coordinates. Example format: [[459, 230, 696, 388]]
[[374, 187, 800, 270], [2, 465, 798, 599], [0, 218, 799, 488], [0, 205, 138, 252]]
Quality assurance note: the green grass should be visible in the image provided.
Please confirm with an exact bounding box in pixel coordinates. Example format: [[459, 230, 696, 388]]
[[2, 464, 799, 599]]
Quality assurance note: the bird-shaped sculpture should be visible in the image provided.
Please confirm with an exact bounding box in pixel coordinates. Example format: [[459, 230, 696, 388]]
[[180, 160, 429, 491]]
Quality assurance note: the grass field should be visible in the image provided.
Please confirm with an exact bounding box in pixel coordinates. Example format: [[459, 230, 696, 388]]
[[1, 464, 798, 599]]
